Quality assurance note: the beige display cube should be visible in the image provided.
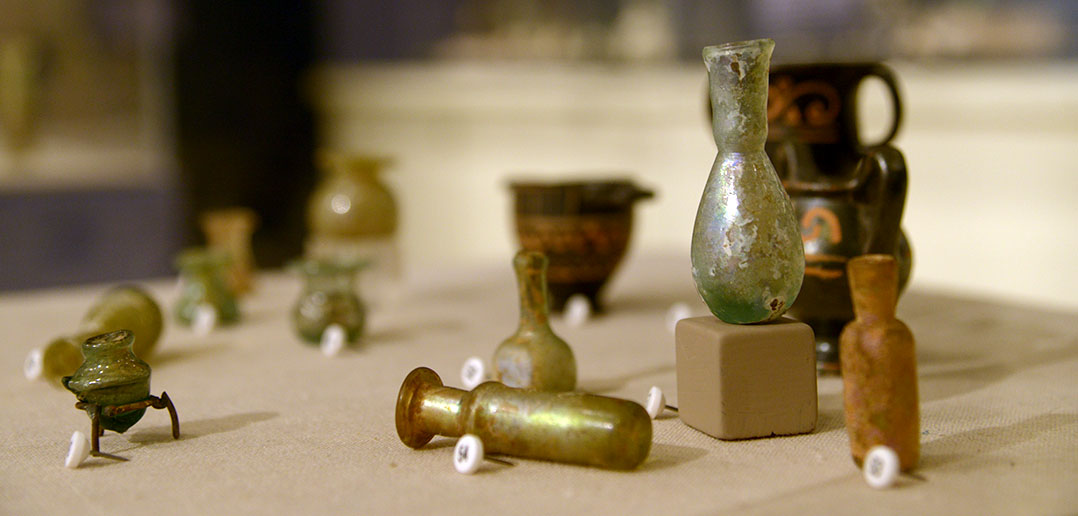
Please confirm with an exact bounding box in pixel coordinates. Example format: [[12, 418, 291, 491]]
[[675, 316, 817, 440]]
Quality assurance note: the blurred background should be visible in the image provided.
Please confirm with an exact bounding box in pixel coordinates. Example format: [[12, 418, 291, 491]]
[[0, 0, 1075, 310]]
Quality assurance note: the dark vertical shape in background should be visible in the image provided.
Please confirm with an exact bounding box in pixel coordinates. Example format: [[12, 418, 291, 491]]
[[174, 1, 316, 267]]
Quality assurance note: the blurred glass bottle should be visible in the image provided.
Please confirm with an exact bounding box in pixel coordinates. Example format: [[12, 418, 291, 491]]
[[306, 151, 400, 306], [26, 286, 163, 385], [200, 207, 258, 296], [174, 248, 239, 327], [291, 257, 366, 346]]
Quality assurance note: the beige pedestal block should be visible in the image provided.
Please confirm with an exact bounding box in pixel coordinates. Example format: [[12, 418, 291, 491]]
[[675, 316, 817, 440]]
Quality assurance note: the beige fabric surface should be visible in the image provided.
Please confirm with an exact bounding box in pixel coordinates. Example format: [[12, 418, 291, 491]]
[[1, 254, 1075, 515]]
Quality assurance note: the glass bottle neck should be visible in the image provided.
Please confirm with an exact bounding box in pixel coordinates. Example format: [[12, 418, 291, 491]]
[[705, 40, 773, 152], [514, 253, 550, 328], [304, 273, 354, 293]]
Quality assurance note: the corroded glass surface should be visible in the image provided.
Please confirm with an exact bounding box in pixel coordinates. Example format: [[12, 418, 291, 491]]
[[691, 39, 805, 324]]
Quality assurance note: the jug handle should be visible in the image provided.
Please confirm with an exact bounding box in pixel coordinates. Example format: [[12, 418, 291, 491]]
[[855, 64, 903, 149], [853, 145, 908, 255]]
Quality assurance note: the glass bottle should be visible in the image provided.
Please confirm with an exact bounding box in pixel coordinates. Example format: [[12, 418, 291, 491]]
[[306, 152, 400, 304], [396, 367, 651, 470], [291, 258, 366, 345], [27, 286, 163, 385], [200, 207, 258, 295], [840, 254, 919, 471], [691, 39, 805, 324], [493, 250, 576, 392], [62, 330, 151, 433], [174, 248, 240, 326]]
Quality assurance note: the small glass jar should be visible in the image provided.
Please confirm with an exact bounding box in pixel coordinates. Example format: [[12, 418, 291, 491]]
[[291, 258, 366, 345], [62, 330, 151, 433]]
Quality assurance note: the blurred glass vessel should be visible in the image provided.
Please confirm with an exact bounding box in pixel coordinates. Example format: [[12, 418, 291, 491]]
[[28, 285, 163, 385], [306, 151, 399, 303], [201, 207, 258, 295], [174, 248, 239, 327], [291, 257, 366, 345], [0, 34, 45, 156]]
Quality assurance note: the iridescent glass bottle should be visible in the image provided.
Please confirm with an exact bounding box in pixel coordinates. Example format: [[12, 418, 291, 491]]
[[691, 39, 804, 324]]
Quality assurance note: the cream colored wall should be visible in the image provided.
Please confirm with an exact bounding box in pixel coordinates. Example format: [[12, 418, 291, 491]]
[[312, 61, 1078, 311]]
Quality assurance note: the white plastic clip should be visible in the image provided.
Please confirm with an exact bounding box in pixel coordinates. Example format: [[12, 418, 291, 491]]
[[461, 357, 489, 390], [193, 303, 217, 337], [564, 294, 592, 327], [454, 434, 484, 474], [863, 445, 900, 489], [321, 324, 346, 356], [24, 348, 43, 381], [644, 385, 678, 419], [65, 431, 91, 469]]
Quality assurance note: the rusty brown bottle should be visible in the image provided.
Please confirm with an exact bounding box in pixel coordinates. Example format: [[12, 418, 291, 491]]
[[493, 250, 576, 391], [840, 254, 919, 471]]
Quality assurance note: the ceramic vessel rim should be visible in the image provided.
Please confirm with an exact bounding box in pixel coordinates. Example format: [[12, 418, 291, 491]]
[[508, 178, 643, 190]]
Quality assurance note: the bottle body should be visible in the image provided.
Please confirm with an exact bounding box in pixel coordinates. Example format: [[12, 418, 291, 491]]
[[692, 39, 804, 324], [62, 330, 151, 433], [395, 367, 651, 470], [461, 382, 651, 469]]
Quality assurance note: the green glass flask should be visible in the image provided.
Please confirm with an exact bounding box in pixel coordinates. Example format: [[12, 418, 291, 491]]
[[493, 251, 576, 392], [174, 248, 240, 326], [291, 258, 366, 345], [27, 286, 163, 385], [62, 330, 151, 433], [691, 39, 805, 324]]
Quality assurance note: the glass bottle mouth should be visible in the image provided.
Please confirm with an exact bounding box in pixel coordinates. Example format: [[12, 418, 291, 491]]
[[316, 150, 394, 174], [703, 38, 775, 59], [289, 257, 368, 277], [82, 329, 133, 352], [175, 247, 231, 270]]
